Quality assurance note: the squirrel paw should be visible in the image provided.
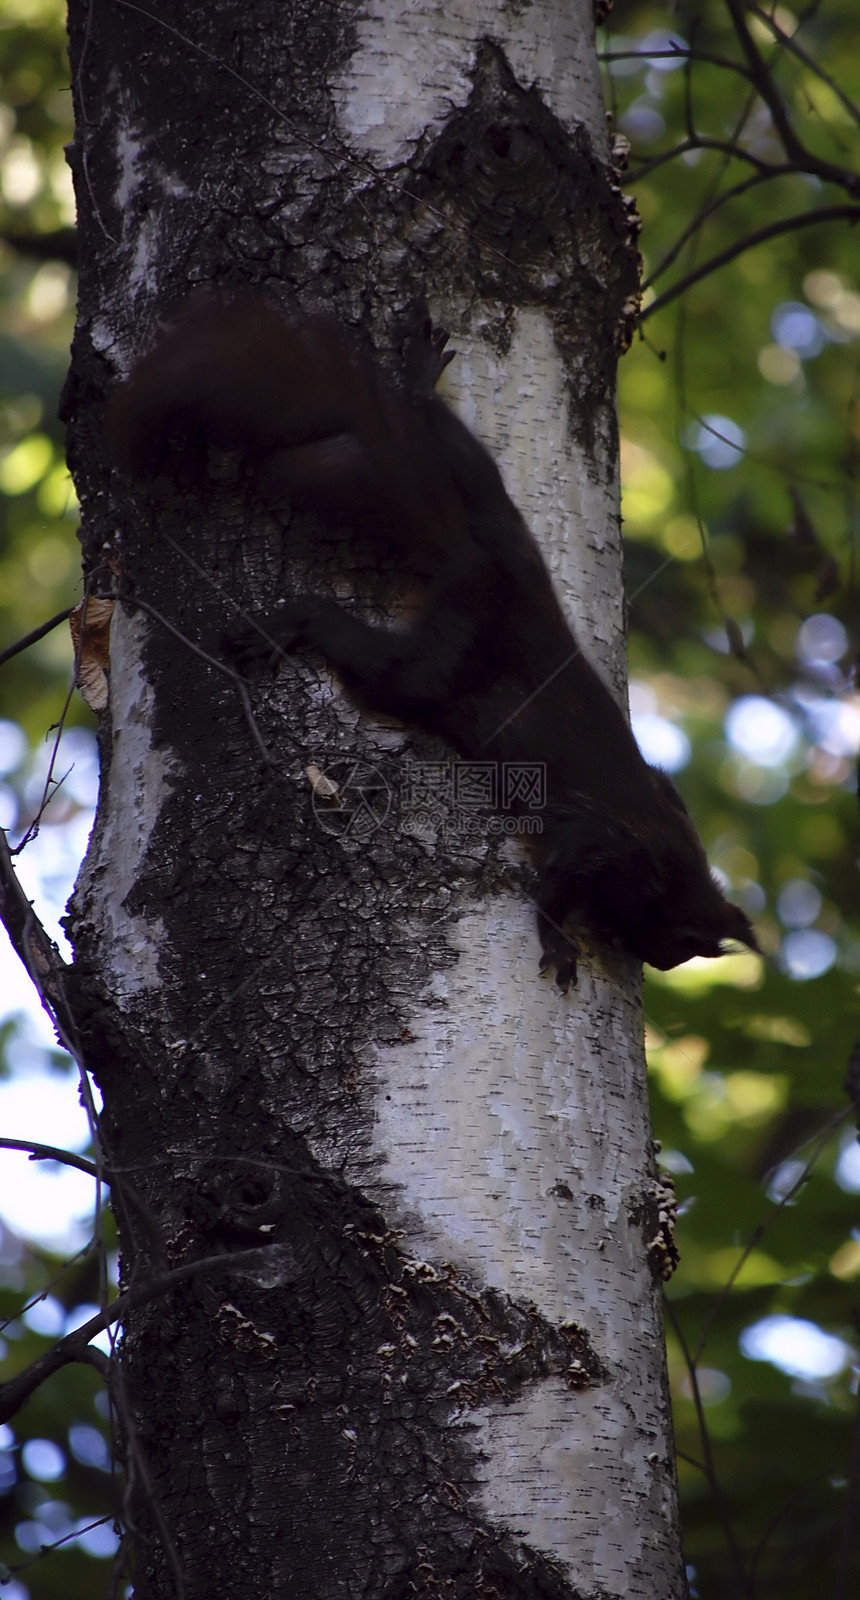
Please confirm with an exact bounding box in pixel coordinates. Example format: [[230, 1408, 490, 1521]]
[[223, 601, 313, 674], [402, 300, 455, 397], [538, 928, 580, 994]]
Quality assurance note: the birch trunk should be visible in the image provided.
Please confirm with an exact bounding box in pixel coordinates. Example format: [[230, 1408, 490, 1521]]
[[63, 0, 685, 1594]]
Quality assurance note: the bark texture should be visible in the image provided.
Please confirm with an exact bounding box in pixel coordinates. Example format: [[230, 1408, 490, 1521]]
[[63, 1, 685, 1595]]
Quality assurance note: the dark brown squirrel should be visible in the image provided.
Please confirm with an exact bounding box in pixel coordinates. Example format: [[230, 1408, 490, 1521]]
[[106, 298, 758, 989]]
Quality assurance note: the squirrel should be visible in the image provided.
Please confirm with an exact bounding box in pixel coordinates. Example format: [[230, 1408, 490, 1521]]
[[106, 298, 759, 989]]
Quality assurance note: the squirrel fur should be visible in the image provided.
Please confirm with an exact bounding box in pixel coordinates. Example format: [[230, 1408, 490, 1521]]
[[106, 299, 758, 989]]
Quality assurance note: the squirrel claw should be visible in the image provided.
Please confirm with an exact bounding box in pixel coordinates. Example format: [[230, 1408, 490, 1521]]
[[539, 938, 579, 994]]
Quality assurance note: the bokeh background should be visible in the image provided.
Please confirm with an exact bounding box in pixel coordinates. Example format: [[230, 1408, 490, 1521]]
[[0, 2, 858, 1595]]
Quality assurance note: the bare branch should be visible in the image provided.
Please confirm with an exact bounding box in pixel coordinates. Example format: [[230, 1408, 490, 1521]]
[[725, 0, 860, 195], [0, 827, 76, 1039], [79, 1343, 112, 1381], [600, 46, 755, 82], [0, 228, 78, 266], [630, 136, 794, 183], [0, 607, 75, 668], [624, 4, 858, 209], [642, 170, 775, 289], [726, 0, 816, 160], [0, 1137, 166, 1253], [0, 826, 118, 1276], [0, 1137, 99, 1177], [664, 1298, 749, 1593], [12, 583, 94, 852], [106, 1532, 134, 1600], [692, 1110, 847, 1366], [5, 1515, 115, 1578], [641, 204, 860, 320], [0, 1243, 276, 1425], [750, 3, 860, 133]]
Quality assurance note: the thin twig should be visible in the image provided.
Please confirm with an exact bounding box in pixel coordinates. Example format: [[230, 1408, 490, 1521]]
[[630, 138, 792, 183], [600, 46, 755, 82], [12, 689, 76, 850], [5, 1515, 116, 1577], [0, 1137, 165, 1251], [642, 169, 776, 289], [79, 1343, 112, 1380], [0, 1137, 99, 1177], [751, 4, 860, 132], [725, 0, 860, 195], [106, 1531, 134, 1600], [0, 1242, 276, 1424], [120, 593, 277, 767], [107, 1350, 186, 1600], [745, 1469, 832, 1598], [682, 20, 697, 146], [0, 1237, 97, 1337], [13, 577, 104, 850], [0, 827, 76, 1036], [665, 1297, 749, 1593], [0, 829, 168, 1282], [692, 1111, 847, 1366], [642, 204, 860, 320], [0, 607, 75, 668]]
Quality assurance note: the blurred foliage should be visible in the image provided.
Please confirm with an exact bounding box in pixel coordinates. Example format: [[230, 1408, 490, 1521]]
[[0, 1, 859, 1599], [0, 1221, 120, 1600], [0, 0, 79, 759], [604, 2, 860, 1596], [0, 6, 112, 1599]]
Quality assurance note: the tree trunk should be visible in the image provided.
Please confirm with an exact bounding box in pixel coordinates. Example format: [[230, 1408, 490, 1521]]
[[62, 0, 685, 1595]]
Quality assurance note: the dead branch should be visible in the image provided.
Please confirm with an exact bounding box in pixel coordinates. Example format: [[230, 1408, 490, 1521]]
[[0, 607, 75, 668]]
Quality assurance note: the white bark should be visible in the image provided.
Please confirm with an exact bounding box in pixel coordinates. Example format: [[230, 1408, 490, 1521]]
[[335, 0, 608, 168], [72, 609, 173, 997], [333, 8, 681, 1595], [371, 908, 674, 1594]]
